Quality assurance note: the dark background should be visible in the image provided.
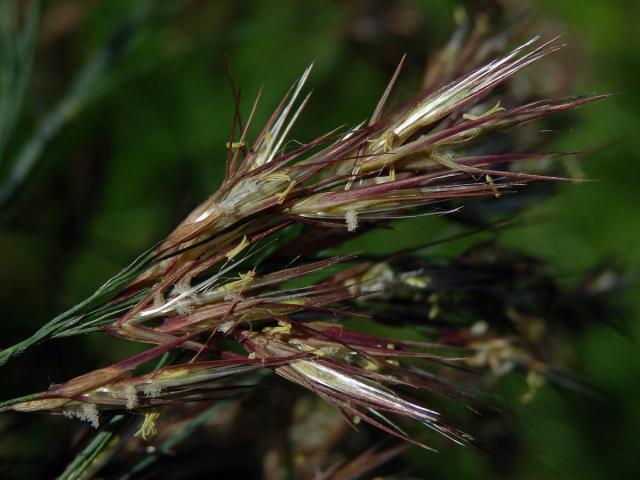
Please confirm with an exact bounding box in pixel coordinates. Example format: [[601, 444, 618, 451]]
[[0, 1, 638, 478]]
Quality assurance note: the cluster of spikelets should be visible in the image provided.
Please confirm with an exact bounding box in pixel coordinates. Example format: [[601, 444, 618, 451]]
[[0, 28, 613, 476]]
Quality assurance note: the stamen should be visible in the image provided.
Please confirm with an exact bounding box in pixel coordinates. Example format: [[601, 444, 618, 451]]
[[463, 100, 505, 121], [485, 174, 501, 197], [276, 180, 297, 204], [135, 411, 161, 440], [226, 235, 250, 260], [225, 141, 245, 149]]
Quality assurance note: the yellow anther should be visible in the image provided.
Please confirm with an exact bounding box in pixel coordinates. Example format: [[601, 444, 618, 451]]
[[262, 172, 291, 182], [462, 100, 504, 121], [361, 359, 380, 371], [368, 129, 397, 153], [428, 293, 439, 320], [485, 174, 501, 197], [135, 411, 161, 440], [154, 368, 190, 380], [220, 270, 256, 295], [225, 235, 250, 260], [276, 180, 297, 205], [263, 320, 292, 335], [281, 298, 304, 305], [381, 129, 397, 152], [404, 276, 429, 288], [225, 141, 245, 149], [521, 370, 546, 403], [288, 340, 339, 357]]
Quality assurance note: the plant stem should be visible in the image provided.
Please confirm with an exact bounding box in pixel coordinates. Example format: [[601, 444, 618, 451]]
[[57, 415, 129, 480]]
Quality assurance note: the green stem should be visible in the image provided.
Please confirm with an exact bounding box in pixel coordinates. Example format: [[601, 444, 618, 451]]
[[0, 250, 155, 368], [56, 415, 129, 480]]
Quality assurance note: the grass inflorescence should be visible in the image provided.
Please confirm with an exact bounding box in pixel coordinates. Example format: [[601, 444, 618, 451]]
[[0, 9, 619, 478]]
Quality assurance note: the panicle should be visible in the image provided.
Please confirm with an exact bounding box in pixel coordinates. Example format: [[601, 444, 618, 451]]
[[1, 28, 613, 466]]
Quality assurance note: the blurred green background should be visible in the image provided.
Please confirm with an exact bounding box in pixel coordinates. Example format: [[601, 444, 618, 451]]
[[0, 0, 638, 478]]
